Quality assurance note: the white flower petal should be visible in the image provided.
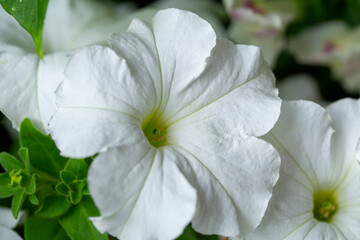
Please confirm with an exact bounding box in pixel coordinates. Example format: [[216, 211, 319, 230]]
[[151, 8, 217, 110], [332, 164, 360, 239], [0, 226, 22, 240], [165, 38, 280, 138], [50, 107, 143, 158], [0, 53, 42, 131], [111, 8, 217, 116], [49, 46, 158, 157], [172, 136, 280, 236], [244, 151, 315, 239], [89, 146, 197, 240], [110, 19, 162, 110], [38, 52, 72, 131], [154, 0, 226, 36], [0, 207, 20, 229], [327, 98, 360, 171], [357, 138, 360, 165], [0, 6, 35, 53], [301, 223, 346, 240], [265, 101, 335, 187], [42, 0, 119, 52]]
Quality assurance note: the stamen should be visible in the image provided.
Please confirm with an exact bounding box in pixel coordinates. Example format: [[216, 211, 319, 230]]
[[313, 191, 337, 222]]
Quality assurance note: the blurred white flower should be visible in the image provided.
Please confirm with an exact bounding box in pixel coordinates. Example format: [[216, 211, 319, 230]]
[[49, 9, 281, 240], [330, 28, 360, 92], [290, 21, 360, 93], [0, 207, 23, 240], [0, 0, 129, 132], [224, 0, 297, 67], [236, 99, 360, 239], [289, 21, 348, 66]]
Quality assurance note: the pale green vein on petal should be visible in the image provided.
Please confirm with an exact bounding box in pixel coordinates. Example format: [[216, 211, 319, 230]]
[[268, 132, 317, 191]]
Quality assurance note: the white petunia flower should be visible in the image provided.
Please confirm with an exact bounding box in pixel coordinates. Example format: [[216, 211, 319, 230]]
[[223, 0, 297, 67], [49, 9, 282, 240], [0, 207, 23, 240], [289, 21, 360, 93], [289, 21, 349, 66], [237, 99, 360, 240], [329, 28, 360, 92], [0, 0, 131, 133]]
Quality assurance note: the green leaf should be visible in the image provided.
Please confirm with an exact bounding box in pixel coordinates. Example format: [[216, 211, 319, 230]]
[[19, 118, 68, 178], [18, 147, 31, 174], [25, 216, 71, 240], [60, 170, 76, 185], [0, 152, 24, 172], [176, 226, 198, 240], [0, 173, 22, 198], [64, 159, 88, 179], [29, 194, 39, 205], [55, 183, 69, 196], [176, 225, 220, 240], [36, 195, 71, 218], [0, 0, 49, 58], [69, 190, 82, 205], [12, 190, 26, 219], [25, 174, 36, 194], [59, 197, 108, 240]]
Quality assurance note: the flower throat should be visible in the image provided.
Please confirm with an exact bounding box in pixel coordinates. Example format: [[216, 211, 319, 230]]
[[313, 190, 337, 222], [142, 113, 168, 148]]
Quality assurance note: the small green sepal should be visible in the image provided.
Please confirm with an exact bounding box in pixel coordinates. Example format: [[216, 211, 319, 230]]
[[60, 170, 76, 185], [29, 194, 39, 205]]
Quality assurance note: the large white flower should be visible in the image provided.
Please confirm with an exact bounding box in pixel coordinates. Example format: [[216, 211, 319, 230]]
[[224, 0, 297, 67], [49, 8, 281, 240], [0, 0, 129, 133], [238, 99, 360, 239], [0, 207, 23, 240]]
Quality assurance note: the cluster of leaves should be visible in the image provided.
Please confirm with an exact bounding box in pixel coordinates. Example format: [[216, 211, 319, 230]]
[[0, 119, 107, 240]]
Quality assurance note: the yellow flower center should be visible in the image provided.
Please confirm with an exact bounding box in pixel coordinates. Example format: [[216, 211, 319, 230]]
[[313, 190, 337, 222], [142, 113, 168, 148]]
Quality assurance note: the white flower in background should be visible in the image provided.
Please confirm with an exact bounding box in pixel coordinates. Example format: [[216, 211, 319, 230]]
[[223, 0, 297, 67], [289, 21, 360, 93], [49, 9, 281, 240], [236, 99, 360, 239], [0, 207, 23, 240], [329, 28, 360, 92], [278, 74, 328, 106], [289, 21, 349, 66], [0, 0, 131, 133]]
